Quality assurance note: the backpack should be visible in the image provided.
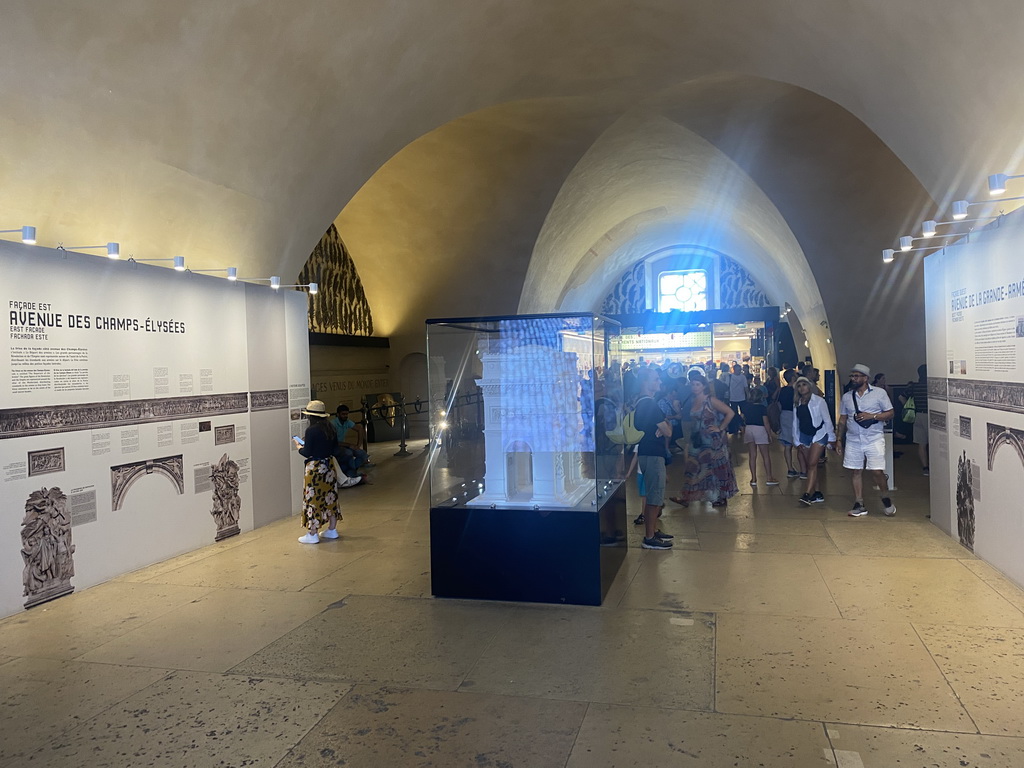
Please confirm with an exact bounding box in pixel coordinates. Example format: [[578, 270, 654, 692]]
[[606, 401, 646, 446], [903, 395, 917, 424]]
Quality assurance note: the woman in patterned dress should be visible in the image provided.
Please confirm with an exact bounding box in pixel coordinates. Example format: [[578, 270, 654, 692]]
[[294, 400, 354, 544], [676, 377, 738, 507]]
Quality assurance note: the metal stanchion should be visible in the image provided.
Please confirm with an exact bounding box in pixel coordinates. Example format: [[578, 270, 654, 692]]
[[394, 394, 412, 456]]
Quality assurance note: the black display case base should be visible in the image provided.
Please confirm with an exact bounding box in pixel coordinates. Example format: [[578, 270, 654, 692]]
[[429, 483, 627, 606]]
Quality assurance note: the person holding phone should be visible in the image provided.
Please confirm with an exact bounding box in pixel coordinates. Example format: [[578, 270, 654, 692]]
[[294, 399, 362, 544]]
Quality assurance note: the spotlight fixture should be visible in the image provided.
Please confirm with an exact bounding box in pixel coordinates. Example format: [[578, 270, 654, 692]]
[[882, 249, 895, 263], [63, 241, 120, 259], [899, 236, 913, 251], [921, 220, 937, 238], [988, 174, 1007, 195], [128, 255, 187, 271], [188, 266, 239, 280], [276, 281, 319, 294], [0, 225, 37, 244], [237, 275, 283, 289], [951, 200, 969, 220]]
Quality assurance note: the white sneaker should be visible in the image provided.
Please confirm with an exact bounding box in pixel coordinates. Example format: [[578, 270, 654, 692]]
[[883, 498, 897, 517], [320, 528, 340, 539], [298, 533, 320, 544]]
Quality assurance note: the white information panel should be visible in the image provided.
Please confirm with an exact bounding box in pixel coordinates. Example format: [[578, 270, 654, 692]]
[[924, 215, 1024, 588], [1, 242, 307, 617]]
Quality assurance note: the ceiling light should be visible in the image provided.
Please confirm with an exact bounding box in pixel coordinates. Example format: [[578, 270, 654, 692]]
[[921, 220, 937, 238], [988, 174, 1008, 195], [899, 236, 913, 251], [1, 225, 36, 244], [173, 256, 186, 271], [951, 200, 969, 220], [882, 249, 895, 263]]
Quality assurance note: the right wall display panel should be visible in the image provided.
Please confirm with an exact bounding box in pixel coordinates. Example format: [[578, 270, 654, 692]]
[[925, 214, 1024, 588]]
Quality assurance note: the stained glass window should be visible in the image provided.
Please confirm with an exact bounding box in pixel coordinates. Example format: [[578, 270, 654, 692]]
[[658, 270, 708, 312]]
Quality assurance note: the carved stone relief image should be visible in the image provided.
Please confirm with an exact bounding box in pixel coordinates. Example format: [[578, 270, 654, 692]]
[[28, 447, 65, 476], [110, 454, 185, 511], [21, 487, 76, 608], [956, 451, 976, 552], [214, 425, 235, 445], [210, 453, 241, 541]]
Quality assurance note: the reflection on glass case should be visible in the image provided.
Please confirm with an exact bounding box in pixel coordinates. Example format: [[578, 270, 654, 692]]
[[425, 313, 628, 607], [426, 313, 625, 512]]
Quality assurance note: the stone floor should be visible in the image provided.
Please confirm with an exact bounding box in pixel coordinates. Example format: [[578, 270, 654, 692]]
[[2, 439, 1024, 767]]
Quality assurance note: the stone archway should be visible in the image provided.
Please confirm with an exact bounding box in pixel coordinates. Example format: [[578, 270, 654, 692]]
[[986, 422, 1024, 472], [110, 455, 185, 511]]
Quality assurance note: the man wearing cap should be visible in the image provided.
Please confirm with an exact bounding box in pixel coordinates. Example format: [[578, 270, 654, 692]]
[[838, 364, 896, 517]]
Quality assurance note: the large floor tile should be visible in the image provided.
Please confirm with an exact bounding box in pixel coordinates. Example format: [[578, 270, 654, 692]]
[[599, 547, 645, 609], [13, 670, 350, 768], [698, 531, 840, 554], [302, 543, 431, 597], [814, 556, 1024, 626], [959, 559, 1024, 614], [141, 535, 372, 591], [716, 613, 975, 730], [229, 595, 513, 690], [567, 703, 834, 767], [824, 519, 974, 558], [461, 606, 714, 710], [0, 581, 212, 660], [0, 657, 170, 764], [78, 588, 333, 672], [618, 551, 842, 618], [691, 516, 829, 536], [917, 623, 1024, 736], [824, 723, 1024, 767], [277, 685, 586, 768]]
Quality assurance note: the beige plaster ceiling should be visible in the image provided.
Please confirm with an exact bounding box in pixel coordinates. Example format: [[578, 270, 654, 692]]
[[2, 1, 1022, 379]]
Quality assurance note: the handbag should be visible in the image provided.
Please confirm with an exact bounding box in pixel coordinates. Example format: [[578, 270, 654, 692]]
[[852, 391, 879, 429], [767, 401, 782, 433]]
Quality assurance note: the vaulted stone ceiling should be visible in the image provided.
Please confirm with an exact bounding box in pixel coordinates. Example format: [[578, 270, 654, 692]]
[[2, 1, 1022, 374]]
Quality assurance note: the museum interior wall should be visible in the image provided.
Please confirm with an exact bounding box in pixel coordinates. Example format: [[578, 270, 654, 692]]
[[0, 241, 309, 618], [3, 2, 1024, 600], [924, 211, 1024, 589]]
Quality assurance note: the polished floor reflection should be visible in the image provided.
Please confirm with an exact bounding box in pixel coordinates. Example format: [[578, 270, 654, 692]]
[[2, 439, 1024, 767]]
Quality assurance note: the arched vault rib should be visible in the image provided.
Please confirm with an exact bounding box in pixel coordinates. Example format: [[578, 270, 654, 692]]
[[519, 111, 835, 370]]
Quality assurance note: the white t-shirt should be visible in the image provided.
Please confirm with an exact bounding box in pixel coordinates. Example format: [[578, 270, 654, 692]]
[[840, 385, 893, 441]]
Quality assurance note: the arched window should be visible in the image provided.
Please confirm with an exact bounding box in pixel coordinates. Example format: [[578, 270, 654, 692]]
[[658, 269, 708, 312]]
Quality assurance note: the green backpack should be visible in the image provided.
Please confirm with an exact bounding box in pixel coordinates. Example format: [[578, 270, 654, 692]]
[[606, 403, 646, 446], [903, 395, 917, 424]]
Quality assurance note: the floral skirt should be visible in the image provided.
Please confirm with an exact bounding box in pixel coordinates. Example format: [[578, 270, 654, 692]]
[[679, 438, 738, 503], [302, 458, 342, 529]]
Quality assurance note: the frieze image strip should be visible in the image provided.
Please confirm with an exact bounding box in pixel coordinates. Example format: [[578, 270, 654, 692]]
[[249, 389, 289, 411], [0, 392, 250, 439]]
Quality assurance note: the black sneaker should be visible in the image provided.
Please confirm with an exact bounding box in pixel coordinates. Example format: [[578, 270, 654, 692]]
[[799, 493, 812, 506], [848, 502, 868, 517], [787, 469, 800, 479], [641, 536, 673, 550], [811, 491, 825, 503], [633, 514, 645, 526], [654, 530, 674, 540]]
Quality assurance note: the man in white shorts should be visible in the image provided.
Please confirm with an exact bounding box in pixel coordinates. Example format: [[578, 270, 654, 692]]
[[837, 363, 896, 517]]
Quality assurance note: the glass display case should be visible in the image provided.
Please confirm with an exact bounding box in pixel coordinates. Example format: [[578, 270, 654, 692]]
[[425, 313, 627, 606]]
